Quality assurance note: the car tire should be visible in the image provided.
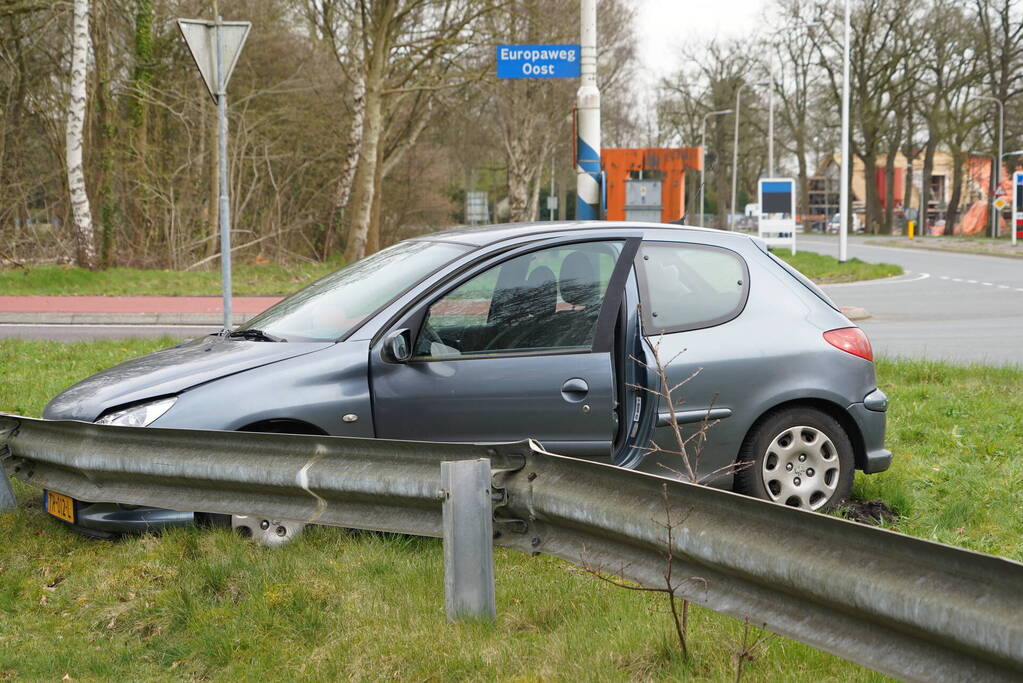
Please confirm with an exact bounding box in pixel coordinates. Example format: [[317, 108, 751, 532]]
[[734, 407, 854, 511]]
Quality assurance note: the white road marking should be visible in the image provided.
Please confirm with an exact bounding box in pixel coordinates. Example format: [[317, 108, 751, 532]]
[[981, 282, 993, 286], [823, 271, 930, 287]]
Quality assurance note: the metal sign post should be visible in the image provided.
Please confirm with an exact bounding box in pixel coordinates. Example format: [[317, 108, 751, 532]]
[[758, 178, 797, 255], [177, 17, 251, 330], [1013, 171, 1023, 246]]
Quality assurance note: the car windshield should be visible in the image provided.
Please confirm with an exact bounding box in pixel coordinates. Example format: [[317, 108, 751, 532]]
[[237, 240, 471, 342]]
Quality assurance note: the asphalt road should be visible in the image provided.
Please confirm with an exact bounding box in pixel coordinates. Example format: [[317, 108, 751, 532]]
[[799, 236, 1023, 365], [3, 236, 1020, 365], [0, 323, 215, 342]]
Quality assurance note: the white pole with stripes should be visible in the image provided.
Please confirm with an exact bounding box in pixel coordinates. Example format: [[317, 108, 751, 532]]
[[576, 0, 600, 220]]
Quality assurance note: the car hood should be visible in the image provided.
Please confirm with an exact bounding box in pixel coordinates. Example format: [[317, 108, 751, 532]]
[[43, 335, 334, 421]]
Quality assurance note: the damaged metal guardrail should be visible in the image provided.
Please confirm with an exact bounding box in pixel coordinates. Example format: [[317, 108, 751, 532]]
[[1, 414, 1022, 682]]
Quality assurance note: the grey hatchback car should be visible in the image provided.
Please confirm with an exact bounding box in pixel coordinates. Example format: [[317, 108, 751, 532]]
[[43, 222, 891, 536]]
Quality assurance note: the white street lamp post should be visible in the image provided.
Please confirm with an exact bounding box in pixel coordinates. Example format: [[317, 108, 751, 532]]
[[700, 109, 733, 227], [731, 81, 768, 230], [839, 0, 851, 262], [977, 95, 1004, 239]]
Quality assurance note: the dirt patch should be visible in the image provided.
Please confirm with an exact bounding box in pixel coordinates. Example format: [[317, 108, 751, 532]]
[[841, 499, 898, 525]]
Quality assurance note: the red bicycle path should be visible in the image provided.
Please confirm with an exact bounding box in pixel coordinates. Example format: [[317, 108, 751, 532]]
[[0, 295, 284, 325], [0, 296, 282, 314]]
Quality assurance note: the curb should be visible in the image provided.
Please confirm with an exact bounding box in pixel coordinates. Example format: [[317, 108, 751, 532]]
[[840, 306, 871, 322]]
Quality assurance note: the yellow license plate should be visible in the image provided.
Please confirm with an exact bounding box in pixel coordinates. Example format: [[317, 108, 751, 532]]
[[46, 491, 75, 523]]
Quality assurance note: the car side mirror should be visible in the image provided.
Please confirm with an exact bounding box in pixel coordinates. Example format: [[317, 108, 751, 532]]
[[384, 328, 412, 363]]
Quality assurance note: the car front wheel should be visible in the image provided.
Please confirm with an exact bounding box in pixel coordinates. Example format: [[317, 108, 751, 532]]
[[734, 407, 854, 511]]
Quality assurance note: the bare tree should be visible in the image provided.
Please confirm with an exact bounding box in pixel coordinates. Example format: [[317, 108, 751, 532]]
[[582, 485, 705, 661], [329, 0, 494, 262], [66, 0, 96, 268], [310, 0, 365, 259], [767, 0, 823, 232], [660, 41, 756, 228], [727, 617, 776, 683], [813, 0, 917, 234], [480, 0, 634, 222], [974, 0, 1023, 232]]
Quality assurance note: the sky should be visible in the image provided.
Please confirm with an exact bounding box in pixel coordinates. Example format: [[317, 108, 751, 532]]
[[634, 0, 765, 93]]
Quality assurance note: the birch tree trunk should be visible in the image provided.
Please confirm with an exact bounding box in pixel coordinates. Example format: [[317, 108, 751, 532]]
[[344, 63, 384, 263], [67, 0, 96, 268], [322, 10, 366, 260]]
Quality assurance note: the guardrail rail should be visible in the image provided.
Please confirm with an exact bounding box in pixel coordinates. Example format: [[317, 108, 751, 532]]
[[1, 414, 1021, 681]]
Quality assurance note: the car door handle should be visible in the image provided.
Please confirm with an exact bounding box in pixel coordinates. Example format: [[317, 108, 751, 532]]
[[561, 378, 589, 403]]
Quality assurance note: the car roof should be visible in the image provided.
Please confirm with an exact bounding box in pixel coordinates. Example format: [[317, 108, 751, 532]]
[[413, 221, 756, 248]]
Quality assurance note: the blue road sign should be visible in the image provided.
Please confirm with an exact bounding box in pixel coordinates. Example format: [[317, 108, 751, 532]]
[[760, 179, 794, 214], [496, 44, 580, 79]]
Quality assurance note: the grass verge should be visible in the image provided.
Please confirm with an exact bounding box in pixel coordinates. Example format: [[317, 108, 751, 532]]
[[0, 261, 343, 297], [773, 250, 903, 284], [3, 340, 1020, 679]]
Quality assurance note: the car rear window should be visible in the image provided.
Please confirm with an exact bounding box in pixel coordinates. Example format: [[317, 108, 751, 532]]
[[635, 242, 749, 334], [754, 240, 839, 311]]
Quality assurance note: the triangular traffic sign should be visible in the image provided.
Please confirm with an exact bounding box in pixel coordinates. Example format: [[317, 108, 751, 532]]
[[177, 19, 251, 103]]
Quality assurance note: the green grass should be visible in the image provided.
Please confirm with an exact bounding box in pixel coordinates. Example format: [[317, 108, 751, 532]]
[[0, 261, 344, 297], [851, 359, 1023, 559], [773, 250, 903, 284], [3, 340, 1021, 679]]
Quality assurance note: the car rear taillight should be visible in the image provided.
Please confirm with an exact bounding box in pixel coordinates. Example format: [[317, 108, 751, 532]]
[[824, 327, 874, 362]]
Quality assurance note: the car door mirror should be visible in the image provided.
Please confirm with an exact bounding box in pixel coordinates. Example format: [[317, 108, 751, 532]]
[[383, 328, 412, 363]]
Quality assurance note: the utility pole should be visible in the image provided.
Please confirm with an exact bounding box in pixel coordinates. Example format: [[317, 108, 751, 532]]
[[731, 81, 766, 230], [768, 85, 775, 178], [575, 0, 600, 220], [839, 0, 851, 262], [978, 95, 1003, 239], [700, 109, 733, 227]]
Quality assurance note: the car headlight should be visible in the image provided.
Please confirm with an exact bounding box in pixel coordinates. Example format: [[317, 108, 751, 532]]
[[95, 397, 177, 427]]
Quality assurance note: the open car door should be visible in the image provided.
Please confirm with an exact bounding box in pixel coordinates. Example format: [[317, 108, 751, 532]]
[[369, 238, 638, 459]]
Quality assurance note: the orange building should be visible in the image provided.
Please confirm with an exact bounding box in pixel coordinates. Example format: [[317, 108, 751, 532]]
[[602, 147, 701, 223]]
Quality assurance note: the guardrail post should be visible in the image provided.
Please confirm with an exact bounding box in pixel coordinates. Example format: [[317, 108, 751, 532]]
[[0, 419, 17, 512], [0, 465, 14, 512], [441, 458, 496, 622]]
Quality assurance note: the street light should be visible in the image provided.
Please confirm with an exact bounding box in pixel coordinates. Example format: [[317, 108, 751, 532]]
[[730, 81, 768, 230], [700, 109, 733, 227], [977, 95, 1004, 239], [839, 0, 851, 262]]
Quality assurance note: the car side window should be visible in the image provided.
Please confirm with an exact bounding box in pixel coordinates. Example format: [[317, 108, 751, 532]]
[[636, 242, 748, 334], [414, 241, 623, 358]]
